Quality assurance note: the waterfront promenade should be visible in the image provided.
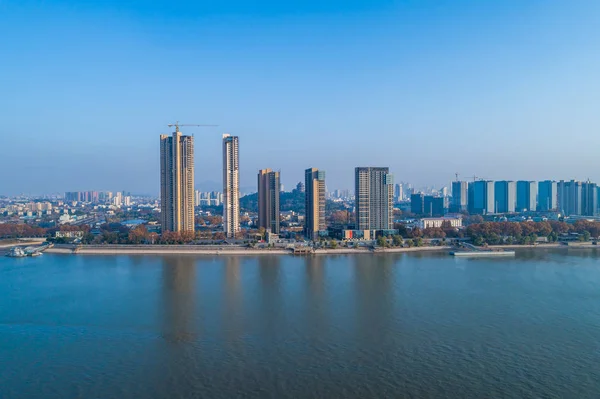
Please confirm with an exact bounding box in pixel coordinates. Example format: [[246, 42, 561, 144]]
[[45, 244, 454, 256]]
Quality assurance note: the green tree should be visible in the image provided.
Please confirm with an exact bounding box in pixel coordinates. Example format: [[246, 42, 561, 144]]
[[582, 231, 591, 242], [392, 235, 403, 247], [376, 236, 387, 248]]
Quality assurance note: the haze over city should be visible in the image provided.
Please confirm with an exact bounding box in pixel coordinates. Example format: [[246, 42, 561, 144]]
[[2, 0, 600, 195]]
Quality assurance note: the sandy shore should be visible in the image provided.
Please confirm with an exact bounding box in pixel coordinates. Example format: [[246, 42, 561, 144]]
[[0, 239, 46, 248]]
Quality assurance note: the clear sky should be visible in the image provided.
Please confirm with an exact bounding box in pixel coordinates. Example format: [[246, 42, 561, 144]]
[[1, 0, 599, 196]]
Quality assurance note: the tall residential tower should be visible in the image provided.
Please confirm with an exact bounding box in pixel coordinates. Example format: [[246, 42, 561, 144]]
[[355, 167, 394, 231], [305, 168, 326, 240], [538, 180, 557, 211], [223, 134, 240, 238], [160, 128, 195, 233], [451, 181, 468, 212], [516, 181, 538, 212], [258, 169, 280, 235]]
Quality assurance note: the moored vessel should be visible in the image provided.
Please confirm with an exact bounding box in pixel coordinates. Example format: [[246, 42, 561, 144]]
[[6, 247, 26, 258]]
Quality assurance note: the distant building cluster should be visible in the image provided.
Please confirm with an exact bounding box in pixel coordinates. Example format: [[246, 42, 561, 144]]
[[63, 190, 132, 208], [194, 191, 222, 207], [65, 191, 100, 203], [450, 179, 599, 216]]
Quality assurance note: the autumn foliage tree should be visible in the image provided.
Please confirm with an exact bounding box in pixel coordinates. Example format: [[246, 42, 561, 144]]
[[465, 220, 600, 246]]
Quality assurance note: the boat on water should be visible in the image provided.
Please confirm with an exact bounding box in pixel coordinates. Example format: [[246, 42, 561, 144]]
[[450, 250, 515, 257], [6, 247, 26, 258], [450, 243, 516, 257]]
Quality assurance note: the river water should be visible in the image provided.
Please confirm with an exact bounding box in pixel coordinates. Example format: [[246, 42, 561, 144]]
[[1, 250, 600, 398]]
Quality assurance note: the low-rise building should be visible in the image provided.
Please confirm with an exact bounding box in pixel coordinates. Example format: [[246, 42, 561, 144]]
[[417, 217, 462, 229], [55, 231, 84, 239], [342, 229, 398, 240]]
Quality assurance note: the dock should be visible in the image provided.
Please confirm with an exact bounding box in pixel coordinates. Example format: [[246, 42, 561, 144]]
[[292, 247, 314, 255]]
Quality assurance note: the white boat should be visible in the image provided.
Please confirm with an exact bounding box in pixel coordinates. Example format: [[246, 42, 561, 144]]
[[6, 247, 26, 258]]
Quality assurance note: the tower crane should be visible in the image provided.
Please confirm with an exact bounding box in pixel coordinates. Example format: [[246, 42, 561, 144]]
[[168, 121, 218, 133]]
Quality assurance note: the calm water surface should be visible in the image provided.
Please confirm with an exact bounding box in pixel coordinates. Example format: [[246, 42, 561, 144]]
[[2, 249, 600, 398]]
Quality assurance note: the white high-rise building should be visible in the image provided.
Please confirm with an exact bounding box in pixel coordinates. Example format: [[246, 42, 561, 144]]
[[113, 192, 123, 207], [223, 134, 240, 238], [355, 167, 394, 230]]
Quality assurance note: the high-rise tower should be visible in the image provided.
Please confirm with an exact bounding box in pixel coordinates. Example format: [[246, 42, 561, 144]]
[[223, 134, 240, 238], [160, 128, 195, 233], [305, 168, 326, 240], [451, 181, 468, 212], [258, 169, 280, 235], [355, 167, 394, 231]]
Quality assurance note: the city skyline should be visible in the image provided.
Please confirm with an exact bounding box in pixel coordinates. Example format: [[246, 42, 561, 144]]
[[3, 1, 600, 195]]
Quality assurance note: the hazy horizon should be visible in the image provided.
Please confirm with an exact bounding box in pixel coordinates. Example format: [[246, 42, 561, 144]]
[[2, 0, 600, 196]]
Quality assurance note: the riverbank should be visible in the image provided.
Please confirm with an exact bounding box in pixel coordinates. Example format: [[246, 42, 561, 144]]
[[36, 242, 600, 256], [45, 244, 454, 256], [0, 238, 46, 248]]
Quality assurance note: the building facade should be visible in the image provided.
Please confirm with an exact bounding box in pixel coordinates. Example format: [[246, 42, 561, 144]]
[[583, 181, 598, 216], [451, 181, 468, 212], [423, 195, 445, 217], [558, 180, 583, 216], [160, 129, 195, 233], [222, 134, 240, 238], [258, 169, 280, 234], [417, 217, 462, 229], [538, 180, 557, 211], [410, 193, 424, 215], [494, 181, 516, 213], [64, 191, 99, 203], [305, 168, 326, 240], [468, 180, 495, 215], [516, 181, 538, 212], [394, 183, 404, 202], [355, 167, 394, 230]]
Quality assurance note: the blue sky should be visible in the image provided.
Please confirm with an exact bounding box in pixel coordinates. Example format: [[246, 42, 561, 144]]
[[1, 0, 599, 195]]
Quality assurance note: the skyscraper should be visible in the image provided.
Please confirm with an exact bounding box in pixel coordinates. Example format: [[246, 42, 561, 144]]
[[468, 180, 495, 215], [305, 168, 326, 240], [355, 167, 394, 231], [451, 181, 468, 212], [223, 134, 240, 238], [494, 181, 516, 213], [258, 169, 280, 235], [538, 180, 557, 211], [410, 193, 424, 215], [558, 180, 583, 216], [582, 180, 598, 216], [516, 181, 538, 212], [424, 196, 445, 217], [394, 183, 404, 202], [160, 129, 195, 233]]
